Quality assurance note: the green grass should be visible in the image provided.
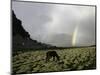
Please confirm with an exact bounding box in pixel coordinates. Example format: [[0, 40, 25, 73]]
[[12, 47, 96, 74]]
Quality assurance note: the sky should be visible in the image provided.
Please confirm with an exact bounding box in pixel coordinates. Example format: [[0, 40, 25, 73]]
[[12, 1, 96, 47]]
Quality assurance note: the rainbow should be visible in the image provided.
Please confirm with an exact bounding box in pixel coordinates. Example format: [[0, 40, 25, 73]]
[[72, 25, 78, 46]]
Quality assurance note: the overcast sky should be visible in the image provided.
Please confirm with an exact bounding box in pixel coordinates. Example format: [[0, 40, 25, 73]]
[[12, 1, 96, 47]]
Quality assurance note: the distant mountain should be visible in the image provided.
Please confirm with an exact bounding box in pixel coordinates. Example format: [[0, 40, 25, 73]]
[[90, 45, 96, 47], [12, 10, 54, 50], [44, 33, 72, 47]]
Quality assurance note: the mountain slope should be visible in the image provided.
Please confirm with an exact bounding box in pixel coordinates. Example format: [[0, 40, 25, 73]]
[[12, 10, 53, 50]]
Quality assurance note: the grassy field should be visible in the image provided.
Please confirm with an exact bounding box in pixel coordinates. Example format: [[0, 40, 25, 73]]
[[12, 47, 96, 74]]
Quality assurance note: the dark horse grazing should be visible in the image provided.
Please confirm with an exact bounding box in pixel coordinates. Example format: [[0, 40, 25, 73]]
[[46, 51, 60, 62]]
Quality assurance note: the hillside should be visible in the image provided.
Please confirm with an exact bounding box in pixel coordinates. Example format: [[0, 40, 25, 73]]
[[12, 10, 54, 50]]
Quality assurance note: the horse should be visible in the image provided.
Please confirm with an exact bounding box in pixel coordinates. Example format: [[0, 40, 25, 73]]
[[46, 51, 60, 62]]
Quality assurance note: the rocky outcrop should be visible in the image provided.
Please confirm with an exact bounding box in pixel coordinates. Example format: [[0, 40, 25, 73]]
[[12, 10, 53, 50], [12, 11, 30, 39]]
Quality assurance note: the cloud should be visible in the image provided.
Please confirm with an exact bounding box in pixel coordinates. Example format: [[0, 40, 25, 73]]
[[12, 1, 96, 47]]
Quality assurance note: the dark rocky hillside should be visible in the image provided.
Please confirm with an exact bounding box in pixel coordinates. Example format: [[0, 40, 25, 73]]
[[12, 10, 54, 50]]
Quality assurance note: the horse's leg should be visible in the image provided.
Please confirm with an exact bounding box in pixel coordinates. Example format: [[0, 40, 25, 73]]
[[46, 55, 50, 63], [46, 56, 48, 63], [53, 56, 55, 61]]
